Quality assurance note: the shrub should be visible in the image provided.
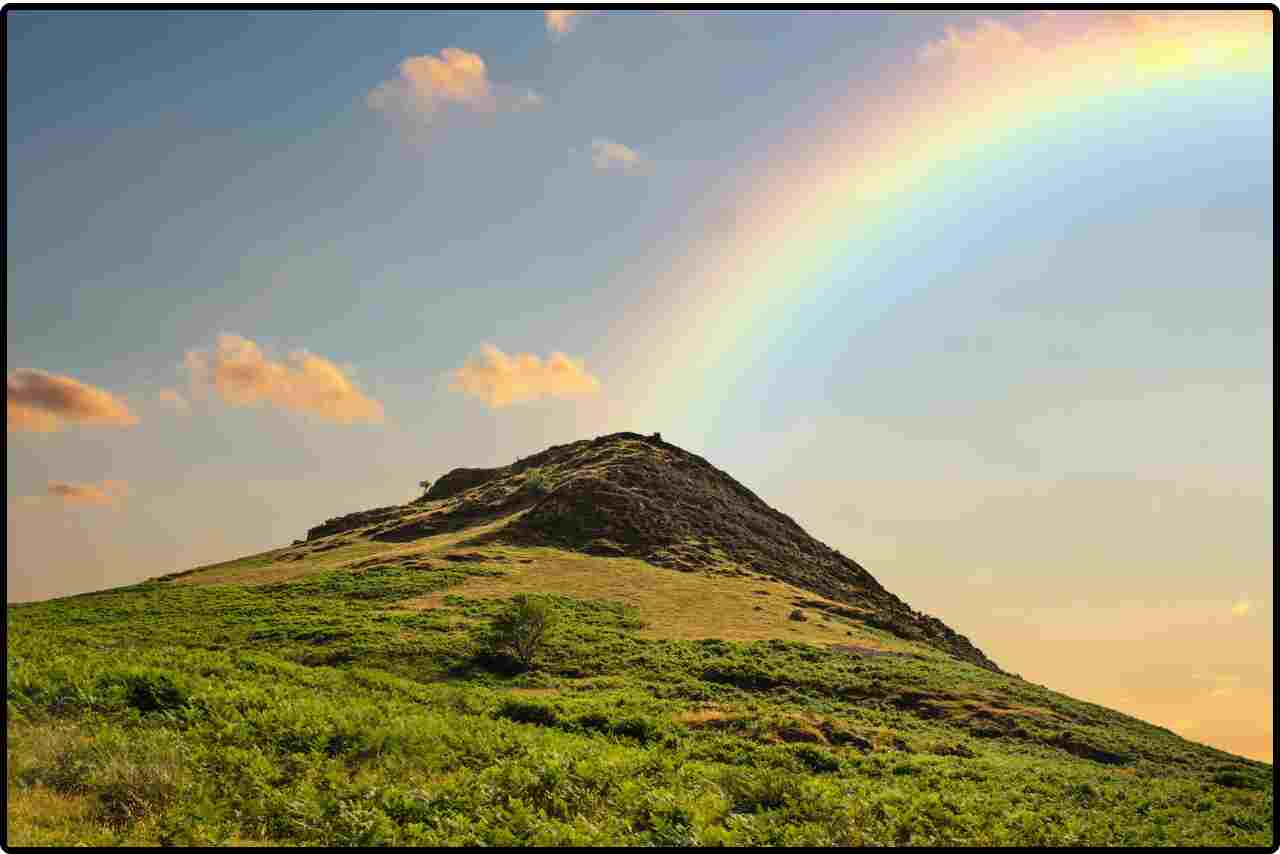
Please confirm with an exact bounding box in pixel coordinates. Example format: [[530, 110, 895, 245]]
[[487, 595, 557, 670], [524, 469, 551, 495], [1213, 769, 1263, 790], [96, 669, 190, 714], [790, 743, 841, 773], [788, 609, 807, 622], [496, 698, 560, 726]]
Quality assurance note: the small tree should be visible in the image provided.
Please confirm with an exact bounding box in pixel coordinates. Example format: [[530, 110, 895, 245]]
[[418, 479, 432, 496], [488, 594, 556, 670]]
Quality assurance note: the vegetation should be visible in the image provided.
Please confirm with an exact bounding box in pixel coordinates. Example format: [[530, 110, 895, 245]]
[[486, 594, 557, 670], [523, 468, 551, 495], [6, 536, 1273, 846]]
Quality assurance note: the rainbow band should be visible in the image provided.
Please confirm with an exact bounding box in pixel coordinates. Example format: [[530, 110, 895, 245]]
[[607, 11, 1272, 432]]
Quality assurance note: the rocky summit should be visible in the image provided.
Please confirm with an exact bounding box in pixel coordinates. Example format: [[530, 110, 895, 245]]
[[301, 431, 999, 673]]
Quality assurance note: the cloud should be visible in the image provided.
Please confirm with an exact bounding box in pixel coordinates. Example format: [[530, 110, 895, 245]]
[[184, 334, 386, 424], [449, 343, 601, 408], [367, 48, 542, 131], [1231, 598, 1252, 617], [47, 479, 131, 507], [591, 138, 648, 174], [545, 10, 582, 38], [7, 369, 139, 433], [919, 18, 1036, 65], [157, 388, 191, 416], [918, 11, 1272, 73]]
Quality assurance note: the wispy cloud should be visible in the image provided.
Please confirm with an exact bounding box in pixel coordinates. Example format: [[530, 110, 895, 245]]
[[47, 479, 131, 507], [591, 138, 649, 174], [545, 10, 583, 39], [450, 343, 601, 408], [368, 48, 542, 134], [157, 388, 192, 416], [184, 334, 386, 424], [918, 11, 1272, 70], [919, 18, 1036, 65], [7, 369, 139, 433]]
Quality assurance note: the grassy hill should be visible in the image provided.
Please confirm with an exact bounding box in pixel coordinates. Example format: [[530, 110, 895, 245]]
[[6, 433, 1273, 846]]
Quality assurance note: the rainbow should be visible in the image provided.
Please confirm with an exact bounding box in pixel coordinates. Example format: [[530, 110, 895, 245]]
[[603, 11, 1272, 436]]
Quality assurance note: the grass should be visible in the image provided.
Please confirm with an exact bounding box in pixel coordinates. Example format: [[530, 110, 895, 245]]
[[393, 544, 919, 650], [6, 534, 1274, 846]]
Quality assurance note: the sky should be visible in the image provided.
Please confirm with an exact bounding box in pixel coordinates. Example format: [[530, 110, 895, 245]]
[[6, 9, 1273, 762]]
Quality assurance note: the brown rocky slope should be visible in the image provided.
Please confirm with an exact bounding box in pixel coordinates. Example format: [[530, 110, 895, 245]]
[[304, 431, 1001, 673]]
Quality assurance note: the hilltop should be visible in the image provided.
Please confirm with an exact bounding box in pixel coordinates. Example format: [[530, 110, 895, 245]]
[[6, 433, 1273, 846], [299, 431, 997, 671]]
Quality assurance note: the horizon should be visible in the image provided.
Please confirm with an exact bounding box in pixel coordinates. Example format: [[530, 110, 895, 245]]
[[6, 9, 1273, 764]]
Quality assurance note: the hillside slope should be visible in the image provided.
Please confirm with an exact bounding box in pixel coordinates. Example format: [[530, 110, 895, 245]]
[[6, 432, 1273, 847], [301, 431, 998, 671]]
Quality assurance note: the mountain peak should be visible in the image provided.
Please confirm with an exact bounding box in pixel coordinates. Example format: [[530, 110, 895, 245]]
[[304, 432, 1000, 672]]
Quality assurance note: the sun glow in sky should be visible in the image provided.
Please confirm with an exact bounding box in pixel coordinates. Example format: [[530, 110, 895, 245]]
[[6, 10, 1273, 762]]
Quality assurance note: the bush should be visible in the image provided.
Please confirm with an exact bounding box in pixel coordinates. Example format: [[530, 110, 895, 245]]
[[790, 743, 841, 773], [1213, 770, 1264, 790], [524, 469, 551, 495], [496, 698, 560, 726], [487, 595, 557, 670], [96, 669, 190, 714]]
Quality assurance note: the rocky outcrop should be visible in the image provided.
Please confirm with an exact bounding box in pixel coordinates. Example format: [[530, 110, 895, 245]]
[[422, 467, 503, 501], [306, 506, 404, 541]]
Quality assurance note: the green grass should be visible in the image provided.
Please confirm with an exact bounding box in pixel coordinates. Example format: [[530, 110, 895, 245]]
[[7, 549, 1274, 846]]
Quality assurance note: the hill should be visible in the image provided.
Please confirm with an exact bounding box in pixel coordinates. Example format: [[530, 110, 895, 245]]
[[6, 432, 1273, 846]]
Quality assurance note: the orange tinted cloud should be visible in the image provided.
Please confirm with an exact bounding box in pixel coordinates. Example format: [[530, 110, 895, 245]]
[[368, 47, 542, 126], [450, 343, 601, 408], [7, 369, 139, 433], [545, 10, 581, 38], [184, 334, 385, 424], [368, 47, 493, 120], [47, 479, 131, 506]]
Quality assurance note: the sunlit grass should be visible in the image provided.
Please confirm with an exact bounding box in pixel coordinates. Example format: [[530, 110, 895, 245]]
[[7, 536, 1272, 846]]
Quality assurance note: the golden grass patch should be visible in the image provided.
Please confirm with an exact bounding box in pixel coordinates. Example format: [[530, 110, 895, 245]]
[[395, 547, 923, 649], [4, 785, 107, 846]]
